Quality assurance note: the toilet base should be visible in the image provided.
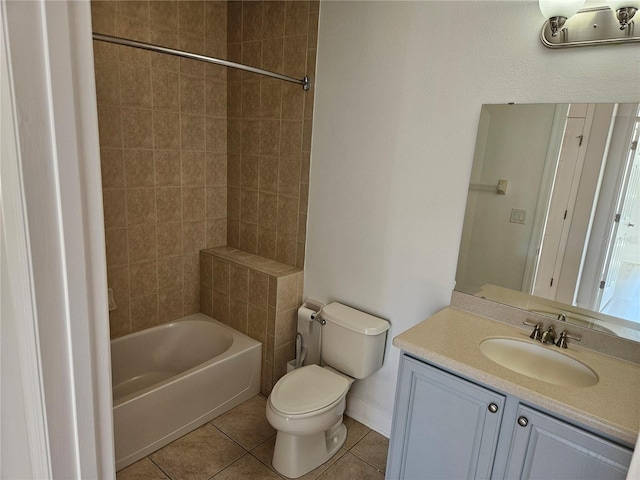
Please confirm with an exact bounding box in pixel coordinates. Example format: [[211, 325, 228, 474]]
[[272, 419, 347, 478]]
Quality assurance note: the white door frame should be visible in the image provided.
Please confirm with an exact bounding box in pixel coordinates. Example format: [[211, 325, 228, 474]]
[[1, 1, 114, 478], [597, 109, 640, 311], [577, 104, 639, 312], [532, 105, 594, 300], [522, 104, 569, 294]]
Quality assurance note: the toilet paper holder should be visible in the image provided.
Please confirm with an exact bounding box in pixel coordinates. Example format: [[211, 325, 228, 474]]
[[297, 300, 324, 368], [311, 311, 326, 325]]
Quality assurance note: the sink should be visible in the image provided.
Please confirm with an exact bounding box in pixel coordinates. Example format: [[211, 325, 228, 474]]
[[479, 337, 598, 387]]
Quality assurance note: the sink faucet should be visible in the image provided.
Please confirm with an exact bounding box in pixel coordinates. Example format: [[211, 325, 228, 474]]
[[524, 321, 579, 348], [541, 326, 556, 344], [557, 313, 566, 322]]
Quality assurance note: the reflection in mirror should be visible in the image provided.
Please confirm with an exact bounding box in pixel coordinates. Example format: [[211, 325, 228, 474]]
[[456, 103, 640, 342]]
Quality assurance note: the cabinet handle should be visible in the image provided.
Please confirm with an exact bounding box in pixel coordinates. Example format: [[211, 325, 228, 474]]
[[488, 403, 499, 413], [517, 416, 528, 427]]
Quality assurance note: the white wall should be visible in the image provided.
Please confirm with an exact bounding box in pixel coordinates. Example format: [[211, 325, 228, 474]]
[[306, 0, 640, 435], [459, 104, 557, 293]]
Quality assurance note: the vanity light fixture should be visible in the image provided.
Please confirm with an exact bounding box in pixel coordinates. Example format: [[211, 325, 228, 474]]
[[539, 0, 640, 47], [607, 0, 640, 29], [539, 0, 586, 36]]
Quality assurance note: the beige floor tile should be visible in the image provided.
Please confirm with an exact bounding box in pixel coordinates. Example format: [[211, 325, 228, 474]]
[[342, 416, 371, 450], [249, 434, 277, 467], [149, 423, 245, 480], [316, 452, 385, 480], [251, 435, 347, 480], [116, 457, 169, 480], [212, 453, 283, 479], [124, 399, 385, 480], [350, 430, 389, 473], [212, 395, 276, 450]]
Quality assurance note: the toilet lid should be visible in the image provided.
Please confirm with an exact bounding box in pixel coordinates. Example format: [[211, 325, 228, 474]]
[[270, 365, 350, 416]]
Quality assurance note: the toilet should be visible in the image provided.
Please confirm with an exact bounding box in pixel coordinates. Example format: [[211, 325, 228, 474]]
[[266, 302, 390, 478]]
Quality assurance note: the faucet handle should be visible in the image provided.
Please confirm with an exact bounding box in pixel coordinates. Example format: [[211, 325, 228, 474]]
[[523, 320, 542, 341], [556, 331, 581, 348]]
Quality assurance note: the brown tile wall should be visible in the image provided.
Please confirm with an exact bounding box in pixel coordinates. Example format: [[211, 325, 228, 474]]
[[93, 1, 318, 340], [226, 1, 318, 269], [92, 1, 229, 338], [200, 247, 303, 395]]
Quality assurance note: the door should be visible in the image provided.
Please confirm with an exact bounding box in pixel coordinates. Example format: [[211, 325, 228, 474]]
[[387, 356, 505, 480], [504, 405, 631, 480], [533, 109, 590, 301], [598, 117, 640, 313]]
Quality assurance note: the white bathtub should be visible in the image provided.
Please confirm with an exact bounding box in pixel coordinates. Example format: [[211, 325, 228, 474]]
[[111, 313, 261, 471]]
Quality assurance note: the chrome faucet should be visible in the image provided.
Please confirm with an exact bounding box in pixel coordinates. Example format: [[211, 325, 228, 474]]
[[541, 326, 556, 344], [556, 331, 581, 348], [524, 321, 580, 348], [557, 313, 566, 322]]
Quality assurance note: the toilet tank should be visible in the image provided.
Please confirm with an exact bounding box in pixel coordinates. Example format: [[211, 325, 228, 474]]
[[320, 302, 390, 379]]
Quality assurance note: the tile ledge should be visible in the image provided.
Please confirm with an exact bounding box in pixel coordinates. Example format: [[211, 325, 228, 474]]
[[202, 246, 302, 278]]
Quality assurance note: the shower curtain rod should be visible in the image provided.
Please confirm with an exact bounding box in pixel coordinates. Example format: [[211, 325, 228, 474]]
[[93, 33, 310, 90]]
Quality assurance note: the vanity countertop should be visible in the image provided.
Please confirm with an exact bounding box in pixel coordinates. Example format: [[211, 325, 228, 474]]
[[393, 307, 640, 445]]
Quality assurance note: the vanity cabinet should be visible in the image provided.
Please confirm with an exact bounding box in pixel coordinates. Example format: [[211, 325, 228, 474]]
[[387, 354, 633, 480]]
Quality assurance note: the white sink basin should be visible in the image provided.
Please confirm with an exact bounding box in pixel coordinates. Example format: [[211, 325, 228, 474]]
[[479, 337, 598, 387]]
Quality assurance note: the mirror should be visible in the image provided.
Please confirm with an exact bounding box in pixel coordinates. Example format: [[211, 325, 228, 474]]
[[456, 103, 640, 342]]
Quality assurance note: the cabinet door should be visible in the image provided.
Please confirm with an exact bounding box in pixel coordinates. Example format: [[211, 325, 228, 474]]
[[503, 405, 632, 480], [387, 356, 505, 479]]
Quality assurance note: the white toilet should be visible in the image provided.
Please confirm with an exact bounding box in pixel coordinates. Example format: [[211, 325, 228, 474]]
[[266, 302, 390, 478]]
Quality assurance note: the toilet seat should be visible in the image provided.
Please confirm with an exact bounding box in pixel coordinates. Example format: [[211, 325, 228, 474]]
[[270, 365, 350, 416]]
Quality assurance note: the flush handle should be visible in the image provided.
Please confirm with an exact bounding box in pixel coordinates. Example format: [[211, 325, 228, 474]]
[[517, 416, 529, 427], [488, 403, 499, 413]]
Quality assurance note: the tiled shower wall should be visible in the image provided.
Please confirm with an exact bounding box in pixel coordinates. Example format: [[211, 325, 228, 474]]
[[92, 1, 229, 338], [226, 0, 318, 268], [93, 1, 319, 339]]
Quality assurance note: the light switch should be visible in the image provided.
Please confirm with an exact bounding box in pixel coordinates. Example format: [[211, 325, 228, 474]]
[[510, 208, 526, 224]]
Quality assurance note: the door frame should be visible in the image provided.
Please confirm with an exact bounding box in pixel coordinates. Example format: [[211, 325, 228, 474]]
[[1, 1, 115, 478]]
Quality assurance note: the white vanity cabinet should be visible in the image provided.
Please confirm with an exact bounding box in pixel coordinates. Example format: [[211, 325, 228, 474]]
[[387, 354, 633, 480]]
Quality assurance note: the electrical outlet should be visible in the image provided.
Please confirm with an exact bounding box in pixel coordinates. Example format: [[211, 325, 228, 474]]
[[510, 208, 526, 224]]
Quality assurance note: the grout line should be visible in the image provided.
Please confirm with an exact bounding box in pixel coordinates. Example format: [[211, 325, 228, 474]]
[[204, 451, 252, 480], [345, 431, 389, 475], [247, 451, 280, 477], [147, 455, 174, 480]]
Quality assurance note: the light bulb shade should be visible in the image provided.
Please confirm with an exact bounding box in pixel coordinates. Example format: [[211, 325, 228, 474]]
[[607, 0, 640, 11], [539, 0, 585, 19]]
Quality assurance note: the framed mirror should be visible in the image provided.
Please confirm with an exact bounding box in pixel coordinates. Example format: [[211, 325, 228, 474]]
[[456, 103, 640, 342]]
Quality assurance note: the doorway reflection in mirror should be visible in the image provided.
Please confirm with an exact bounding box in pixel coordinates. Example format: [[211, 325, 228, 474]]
[[456, 103, 640, 342]]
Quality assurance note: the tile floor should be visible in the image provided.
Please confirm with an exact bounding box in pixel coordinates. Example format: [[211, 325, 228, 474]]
[[116, 395, 389, 480]]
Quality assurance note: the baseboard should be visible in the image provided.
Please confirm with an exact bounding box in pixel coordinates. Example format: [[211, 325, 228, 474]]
[[345, 393, 392, 438]]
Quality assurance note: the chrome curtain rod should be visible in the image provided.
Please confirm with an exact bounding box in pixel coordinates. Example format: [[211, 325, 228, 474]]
[[93, 33, 310, 91]]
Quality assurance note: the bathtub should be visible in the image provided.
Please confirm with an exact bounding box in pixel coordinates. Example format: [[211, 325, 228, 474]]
[[111, 313, 261, 471]]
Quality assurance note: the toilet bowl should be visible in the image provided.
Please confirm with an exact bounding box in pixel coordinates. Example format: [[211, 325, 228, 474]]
[[266, 365, 351, 478], [265, 302, 390, 479]]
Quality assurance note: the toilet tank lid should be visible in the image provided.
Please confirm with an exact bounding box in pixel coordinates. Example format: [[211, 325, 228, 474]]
[[321, 302, 390, 335]]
